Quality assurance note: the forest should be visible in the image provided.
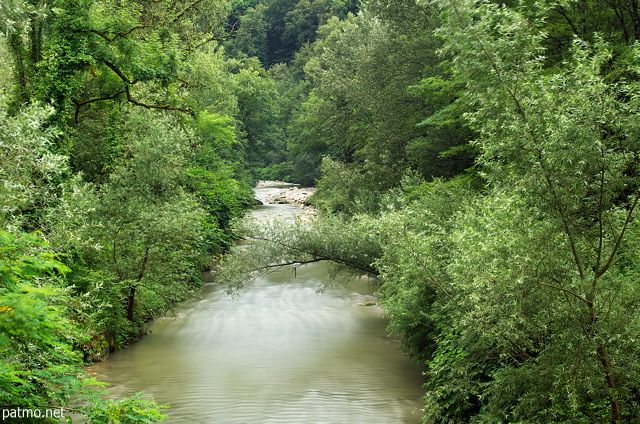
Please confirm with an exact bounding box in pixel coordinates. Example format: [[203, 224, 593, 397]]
[[2, 0, 640, 422]]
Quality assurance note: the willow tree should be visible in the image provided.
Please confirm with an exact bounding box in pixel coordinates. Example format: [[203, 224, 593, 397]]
[[413, 0, 640, 422]]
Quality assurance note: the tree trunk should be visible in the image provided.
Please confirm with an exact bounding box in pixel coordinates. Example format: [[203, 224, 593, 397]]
[[588, 299, 621, 424], [628, 0, 640, 41], [7, 31, 30, 106], [126, 284, 136, 321]]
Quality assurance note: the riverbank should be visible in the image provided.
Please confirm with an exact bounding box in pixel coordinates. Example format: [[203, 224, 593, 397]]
[[256, 180, 317, 212]]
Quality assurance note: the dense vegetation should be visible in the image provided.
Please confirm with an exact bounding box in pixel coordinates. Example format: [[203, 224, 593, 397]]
[[4, 0, 640, 422], [0, 0, 264, 420], [222, 0, 640, 423]]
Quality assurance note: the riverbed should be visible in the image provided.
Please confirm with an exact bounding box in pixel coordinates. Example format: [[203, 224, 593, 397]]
[[85, 183, 425, 423]]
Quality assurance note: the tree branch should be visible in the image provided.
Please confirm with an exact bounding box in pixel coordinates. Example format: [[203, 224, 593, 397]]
[[73, 90, 126, 122], [89, 26, 150, 42], [595, 191, 640, 278], [252, 235, 378, 275], [102, 59, 135, 85], [539, 280, 589, 304], [124, 86, 196, 117], [135, 246, 150, 282]]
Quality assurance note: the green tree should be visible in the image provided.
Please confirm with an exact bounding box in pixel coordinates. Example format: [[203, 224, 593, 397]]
[[0, 229, 169, 422], [227, 3, 271, 63], [52, 109, 213, 346], [4, 0, 232, 120], [290, 3, 465, 206], [226, 0, 338, 66], [0, 98, 66, 230], [281, 0, 336, 52], [407, 0, 640, 421], [233, 57, 283, 172]]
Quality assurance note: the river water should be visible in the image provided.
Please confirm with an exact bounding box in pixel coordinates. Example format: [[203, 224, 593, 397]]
[[86, 184, 425, 423]]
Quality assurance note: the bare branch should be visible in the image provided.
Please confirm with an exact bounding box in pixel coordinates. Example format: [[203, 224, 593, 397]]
[[245, 258, 326, 273], [252, 235, 378, 275], [135, 246, 150, 282], [98, 60, 196, 117]]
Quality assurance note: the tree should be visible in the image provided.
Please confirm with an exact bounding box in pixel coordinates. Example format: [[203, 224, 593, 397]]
[[289, 2, 465, 206], [4, 0, 232, 120], [281, 0, 336, 52], [226, 3, 271, 63], [0, 98, 66, 230], [408, 0, 640, 421], [0, 229, 169, 422], [52, 109, 213, 346], [226, 0, 338, 66]]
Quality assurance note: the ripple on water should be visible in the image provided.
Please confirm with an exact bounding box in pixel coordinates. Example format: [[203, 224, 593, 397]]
[[86, 190, 425, 423]]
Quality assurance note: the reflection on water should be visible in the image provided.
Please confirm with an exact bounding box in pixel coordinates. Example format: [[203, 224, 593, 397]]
[[85, 185, 425, 423]]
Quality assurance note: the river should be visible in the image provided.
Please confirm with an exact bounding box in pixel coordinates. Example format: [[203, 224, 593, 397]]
[[85, 183, 425, 423]]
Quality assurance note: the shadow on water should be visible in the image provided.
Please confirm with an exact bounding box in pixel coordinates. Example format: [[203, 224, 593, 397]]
[[85, 186, 425, 423]]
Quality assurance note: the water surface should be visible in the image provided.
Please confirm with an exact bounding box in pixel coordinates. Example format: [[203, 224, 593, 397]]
[[86, 184, 425, 423]]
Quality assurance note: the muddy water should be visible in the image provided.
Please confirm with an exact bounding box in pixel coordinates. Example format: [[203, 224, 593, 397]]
[[86, 184, 425, 423]]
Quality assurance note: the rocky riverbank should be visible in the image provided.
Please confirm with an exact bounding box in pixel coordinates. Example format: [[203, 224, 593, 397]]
[[255, 180, 316, 211]]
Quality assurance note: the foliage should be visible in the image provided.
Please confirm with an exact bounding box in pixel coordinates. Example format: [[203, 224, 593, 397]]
[[0, 99, 66, 230], [233, 57, 283, 171], [374, 177, 476, 361], [219, 1, 640, 422], [81, 390, 169, 424], [51, 109, 212, 346], [226, 0, 339, 66], [311, 157, 383, 215], [220, 212, 382, 294], [0, 229, 168, 422], [5, 0, 233, 119], [284, 1, 476, 199]]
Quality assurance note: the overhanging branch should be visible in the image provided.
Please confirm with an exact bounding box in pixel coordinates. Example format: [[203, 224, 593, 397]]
[[252, 235, 378, 276], [73, 90, 125, 122]]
